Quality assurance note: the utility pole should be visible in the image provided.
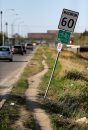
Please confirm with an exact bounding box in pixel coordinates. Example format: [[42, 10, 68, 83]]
[[5, 22, 8, 38], [0, 11, 2, 33], [0, 11, 4, 46], [5, 22, 8, 44], [11, 14, 19, 45], [0, 11, 3, 45]]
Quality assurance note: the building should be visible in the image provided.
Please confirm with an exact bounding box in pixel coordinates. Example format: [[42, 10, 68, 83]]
[[27, 31, 58, 47]]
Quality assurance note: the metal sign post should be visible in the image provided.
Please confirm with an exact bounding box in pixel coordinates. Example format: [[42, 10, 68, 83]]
[[44, 8, 79, 99], [44, 51, 60, 99]]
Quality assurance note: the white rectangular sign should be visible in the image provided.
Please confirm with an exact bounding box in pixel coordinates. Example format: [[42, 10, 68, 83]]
[[57, 43, 63, 52], [58, 9, 79, 32]]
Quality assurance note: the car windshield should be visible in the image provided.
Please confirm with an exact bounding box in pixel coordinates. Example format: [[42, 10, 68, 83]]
[[0, 47, 9, 51], [14, 46, 21, 48], [27, 44, 32, 46]]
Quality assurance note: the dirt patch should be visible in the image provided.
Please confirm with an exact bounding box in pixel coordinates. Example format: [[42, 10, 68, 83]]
[[11, 107, 30, 130], [26, 60, 53, 130]]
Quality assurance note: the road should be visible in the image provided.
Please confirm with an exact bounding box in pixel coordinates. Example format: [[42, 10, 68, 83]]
[[0, 47, 38, 108], [0, 54, 28, 82], [0, 49, 36, 87]]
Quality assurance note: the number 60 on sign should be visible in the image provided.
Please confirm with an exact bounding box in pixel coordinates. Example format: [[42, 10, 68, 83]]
[[58, 9, 79, 32]]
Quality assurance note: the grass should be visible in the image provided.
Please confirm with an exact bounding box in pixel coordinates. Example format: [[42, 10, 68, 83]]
[[23, 116, 35, 129], [39, 45, 88, 130], [12, 46, 44, 96], [0, 44, 88, 130], [0, 46, 45, 130], [73, 34, 88, 45]]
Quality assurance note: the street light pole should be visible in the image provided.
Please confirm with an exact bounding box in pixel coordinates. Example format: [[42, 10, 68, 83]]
[[18, 21, 24, 35], [0, 11, 2, 33], [5, 22, 8, 38], [11, 14, 19, 37], [11, 16, 19, 45], [5, 9, 15, 39], [0, 11, 4, 45], [5, 22, 8, 44]]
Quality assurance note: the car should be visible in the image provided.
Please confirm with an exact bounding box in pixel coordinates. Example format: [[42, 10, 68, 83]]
[[21, 44, 27, 53], [11, 46, 15, 54], [26, 43, 33, 50], [13, 45, 24, 55], [0, 46, 13, 62]]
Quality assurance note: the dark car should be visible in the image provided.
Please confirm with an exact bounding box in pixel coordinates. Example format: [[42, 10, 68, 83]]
[[13, 45, 24, 55], [21, 44, 27, 53]]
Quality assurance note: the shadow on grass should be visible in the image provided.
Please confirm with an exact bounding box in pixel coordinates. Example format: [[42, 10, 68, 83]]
[[39, 94, 88, 130], [26, 98, 43, 130], [0, 94, 26, 130], [52, 114, 88, 130], [40, 94, 88, 118], [63, 70, 88, 82]]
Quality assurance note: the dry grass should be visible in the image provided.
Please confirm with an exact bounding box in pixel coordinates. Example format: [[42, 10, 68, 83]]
[[73, 35, 88, 45], [39, 45, 88, 130], [59, 50, 88, 78]]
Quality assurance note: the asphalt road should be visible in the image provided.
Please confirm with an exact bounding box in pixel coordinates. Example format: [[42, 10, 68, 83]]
[[0, 49, 35, 86], [0, 47, 39, 108]]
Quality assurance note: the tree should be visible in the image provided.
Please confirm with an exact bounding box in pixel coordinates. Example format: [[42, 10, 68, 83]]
[[82, 29, 88, 36], [0, 32, 7, 46], [0, 33, 3, 45]]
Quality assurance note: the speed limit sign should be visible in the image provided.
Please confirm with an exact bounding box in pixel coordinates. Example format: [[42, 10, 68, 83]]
[[58, 9, 79, 32]]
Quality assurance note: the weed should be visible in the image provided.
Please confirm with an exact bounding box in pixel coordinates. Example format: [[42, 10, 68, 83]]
[[23, 115, 35, 129], [39, 45, 88, 130], [0, 46, 45, 130]]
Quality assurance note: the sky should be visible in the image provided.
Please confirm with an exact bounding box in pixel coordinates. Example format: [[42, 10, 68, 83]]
[[0, 0, 88, 37]]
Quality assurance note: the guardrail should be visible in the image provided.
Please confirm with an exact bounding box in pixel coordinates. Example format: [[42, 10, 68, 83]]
[[65, 45, 88, 53], [80, 46, 88, 52]]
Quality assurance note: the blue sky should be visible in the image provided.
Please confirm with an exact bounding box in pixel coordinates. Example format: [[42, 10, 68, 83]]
[[0, 0, 88, 36]]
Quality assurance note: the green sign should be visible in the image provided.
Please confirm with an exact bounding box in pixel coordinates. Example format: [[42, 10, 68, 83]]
[[56, 30, 71, 44]]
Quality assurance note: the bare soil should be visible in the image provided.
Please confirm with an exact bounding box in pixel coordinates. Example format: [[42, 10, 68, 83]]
[[26, 60, 53, 130]]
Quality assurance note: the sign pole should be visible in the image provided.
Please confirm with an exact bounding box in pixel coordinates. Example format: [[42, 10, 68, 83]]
[[44, 8, 79, 99], [44, 51, 60, 99]]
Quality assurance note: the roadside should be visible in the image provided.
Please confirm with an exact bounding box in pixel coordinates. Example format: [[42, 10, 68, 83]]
[[0, 45, 88, 130], [0, 47, 38, 109], [26, 59, 53, 130], [0, 45, 52, 130], [39, 45, 88, 130]]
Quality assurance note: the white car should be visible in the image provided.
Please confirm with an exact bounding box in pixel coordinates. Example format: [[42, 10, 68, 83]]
[[0, 46, 13, 62], [26, 43, 33, 50]]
